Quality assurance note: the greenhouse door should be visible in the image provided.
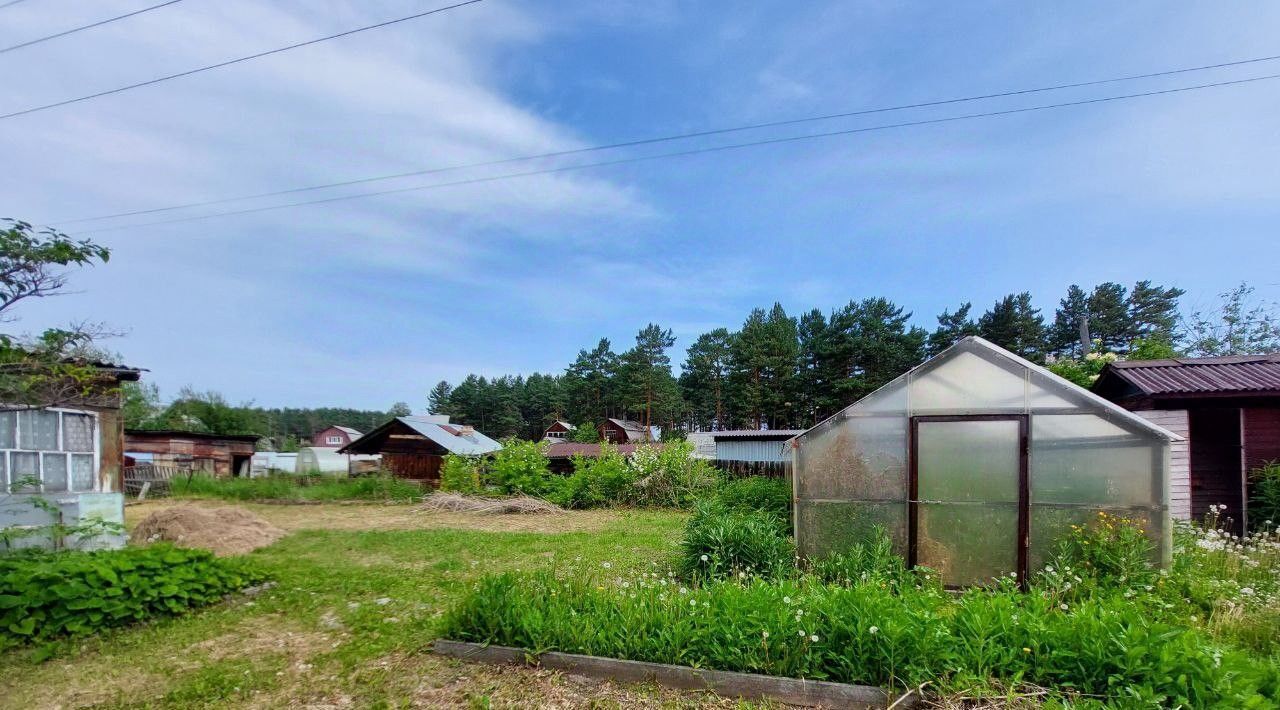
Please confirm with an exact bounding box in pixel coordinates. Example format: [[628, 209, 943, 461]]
[[909, 415, 1028, 587]]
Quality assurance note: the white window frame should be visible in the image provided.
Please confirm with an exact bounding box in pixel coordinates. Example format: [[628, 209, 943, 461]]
[[325, 435, 343, 445], [0, 406, 101, 494]]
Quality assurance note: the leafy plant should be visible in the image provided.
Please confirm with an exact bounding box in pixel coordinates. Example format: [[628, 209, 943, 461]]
[[677, 500, 794, 580], [1038, 510, 1156, 596], [1248, 461, 1280, 533], [551, 443, 636, 509], [629, 441, 719, 508], [485, 439, 556, 497], [439, 455, 483, 495], [714, 476, 791, 527], [0, 543, 264, 648], [809, 527, 912, 588]]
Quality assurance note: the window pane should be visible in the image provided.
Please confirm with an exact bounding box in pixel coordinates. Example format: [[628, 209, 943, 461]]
[[63, 413, 94, 452], [795, 500, 907, 560], [18, 410, 59, 450], [71, 454, 95, 491], [796, 414, 907, 501], [909, 349, 1025, 413], [0, 453, 7, 492], [11, 452, 39, 491], [1030, 415, 1159, 506], [0, 411, 15, 449], [42, 454, 68, 492], [917, 419, 1020, 503], [917, 502, 1019, 586]]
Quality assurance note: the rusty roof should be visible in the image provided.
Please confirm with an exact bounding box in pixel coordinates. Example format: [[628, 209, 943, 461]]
[[1095, 353, 1280, 396]]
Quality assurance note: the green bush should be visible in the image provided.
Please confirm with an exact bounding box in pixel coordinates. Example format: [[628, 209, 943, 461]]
[[1037, 510, 1157, 597], [809, 527, 911, 588], [629, 441, 719, 508], [439, 455, 483, 495], [486, 439, 557, 497], [1248, 461, 1280, 533], [441, 570, 1279, 706], [0, 544, 265, 647], [550, 443, 637, 509], [715, 476, 791, 527], [678, 501, 794, 580], [171, 473, 422, 502]]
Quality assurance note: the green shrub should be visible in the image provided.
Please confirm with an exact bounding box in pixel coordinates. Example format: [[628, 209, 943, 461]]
[[0, 544, 265, 647], [678, 501, 794, 580], [1248, 461, 1280, 533], [439, 455, 483, 495], [551, 443, 637, 509], [171, 473, 421, 502], [486, 439, 556, 497], [442, 570, 1279, 706], [715, 476, 791, 527], [1037, 510, 1157, 596], [629, 441, 719, 508], [809, 527, 911, 588]]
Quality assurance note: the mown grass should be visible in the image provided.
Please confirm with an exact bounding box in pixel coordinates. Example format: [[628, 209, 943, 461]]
[[169, 473, 424, 503], [0, 506, 699, 708]]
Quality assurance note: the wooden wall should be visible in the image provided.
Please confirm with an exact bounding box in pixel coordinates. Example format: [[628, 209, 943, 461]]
[[1243, 408, 1280, 473], [383, 453, 443, 485], [1189, 408, 1244, 533], [1135, 409, 1190, 520]]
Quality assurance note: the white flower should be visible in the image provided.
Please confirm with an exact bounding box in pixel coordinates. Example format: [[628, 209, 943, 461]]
[[761, 631, 769, 639], [783, 596, 792, 604], [868, 626, 879, 635], [601, 562, 612, 569], [1059, 603, 1069, 611], [678, 587, 688, 594], [798, 629, 806, 637], [1241, 587, 1255, 596], [700, 554, 709, 562], [810, 634, 820, 642], [689, 598, 697, 606]]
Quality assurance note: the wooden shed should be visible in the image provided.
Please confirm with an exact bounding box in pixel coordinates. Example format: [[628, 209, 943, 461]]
[[124, 430, 260, 478], [339, 415, 501, 485], [1093, 353, 1280, 533], [600, 418, 654, 444]]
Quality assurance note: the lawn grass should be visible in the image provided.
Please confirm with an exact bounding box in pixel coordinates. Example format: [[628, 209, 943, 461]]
[[0, 503, 746, 709], [169, 473, 425, 503]]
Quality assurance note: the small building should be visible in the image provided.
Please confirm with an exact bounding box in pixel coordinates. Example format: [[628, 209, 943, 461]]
[[1092, 353, 1280, 533], [600, 418, 656, 444], [124, 430, 261, 478], [294, 447, 380, 475], [339, 415, 501, 484], [686, 431, 717, 459], [543, 442, 659, 474], [710, 429, 805, 478], [791, 337, 1179, 588], [542, 420, 577, 442], [312, 425, 362, 448], [1, 361, 142, 550], [250, 451, 297, 477]]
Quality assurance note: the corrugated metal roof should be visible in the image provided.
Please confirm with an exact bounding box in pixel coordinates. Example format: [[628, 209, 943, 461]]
[[1100, 354, 1280, 395], [710, 429, 805, 440], [544, 442, 659, 458], [607, 418, 647, 432], [333, 425, 363, 437], [397, 416, 502, 455]]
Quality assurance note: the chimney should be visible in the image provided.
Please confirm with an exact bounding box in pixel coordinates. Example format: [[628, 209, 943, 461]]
[[424, 414, 451, 424], [459, 425, 475, 436]]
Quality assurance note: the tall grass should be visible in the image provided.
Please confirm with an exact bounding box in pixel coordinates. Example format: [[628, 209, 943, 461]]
[[170, 473, 422, 502]]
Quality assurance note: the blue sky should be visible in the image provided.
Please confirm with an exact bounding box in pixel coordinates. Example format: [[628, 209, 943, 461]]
[[2, 1, 1277, 409]]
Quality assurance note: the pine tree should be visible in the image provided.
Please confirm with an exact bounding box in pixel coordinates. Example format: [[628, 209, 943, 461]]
[[979, 293, 1046, 361], [617, 324, 679, 430], [1049, 285, 1090, 357], [427, 380, 453, 415], [1127, 280, 1184, 347], [819, 298, 926, 417], [796, 309, 828, 427], [680, 328, 734, 430], [564, 339, 618, 424], [1087, 282, 1130, 353], [927, 302, 978, 356]]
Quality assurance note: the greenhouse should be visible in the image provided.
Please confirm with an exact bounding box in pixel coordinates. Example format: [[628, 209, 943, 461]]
[[791, 336, 1180, 587]]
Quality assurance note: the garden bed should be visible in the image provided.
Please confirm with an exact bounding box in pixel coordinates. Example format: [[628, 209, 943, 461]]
[[432, 639, 910, 708]]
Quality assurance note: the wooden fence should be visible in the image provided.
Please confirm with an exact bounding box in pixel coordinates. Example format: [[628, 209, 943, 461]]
[[122, 464, 187, 499]]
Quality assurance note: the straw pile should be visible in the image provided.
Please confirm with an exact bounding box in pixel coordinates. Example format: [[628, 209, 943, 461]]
[[418, 492, 563, 515], [130, 505, 285, 556]]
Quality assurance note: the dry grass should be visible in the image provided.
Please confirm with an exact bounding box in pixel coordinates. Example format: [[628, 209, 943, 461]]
[[130, 505, 285, 556], [418, 492, 565, 515]]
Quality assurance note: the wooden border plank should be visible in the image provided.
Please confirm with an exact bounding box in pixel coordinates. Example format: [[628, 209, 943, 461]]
[[432, 639, 909, 708]]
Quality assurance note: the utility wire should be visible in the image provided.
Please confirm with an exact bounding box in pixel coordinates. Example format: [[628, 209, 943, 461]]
[[0, 0, 485, 120], [0, 0, 31, 10], [54, 51, 1280, 225], [71, 71, 1280, 235], [1, 0, 187, 55]]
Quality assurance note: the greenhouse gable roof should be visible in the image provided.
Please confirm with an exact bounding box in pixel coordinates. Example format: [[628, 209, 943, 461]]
[[791, 336, 1182, 444]]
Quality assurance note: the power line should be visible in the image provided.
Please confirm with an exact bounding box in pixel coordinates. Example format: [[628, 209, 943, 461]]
[[0, 0, 485, 120], [71, 71, 1280, 235], [54, 51, 1280, 225], [0, 0, 31, 9], [1, 1, 187, 55]]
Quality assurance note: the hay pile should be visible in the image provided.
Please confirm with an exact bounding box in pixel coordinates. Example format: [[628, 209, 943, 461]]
[[131, 505, 285, 556], [419, 492, 563, 515]]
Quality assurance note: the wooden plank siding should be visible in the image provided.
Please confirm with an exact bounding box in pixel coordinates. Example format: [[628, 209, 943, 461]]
[[1188, 408, 1245, 533], [1134, 409, 1190, 520], [1243, 408, 1280, 472]]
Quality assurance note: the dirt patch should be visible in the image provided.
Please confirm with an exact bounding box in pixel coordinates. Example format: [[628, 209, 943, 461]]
[[419, 492, 565, 515], [131, 505, 286, 556], [127, 500, 643, 534]]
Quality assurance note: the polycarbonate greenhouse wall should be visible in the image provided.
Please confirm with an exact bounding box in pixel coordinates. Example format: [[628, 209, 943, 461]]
[[791, 337, 1179, 587]]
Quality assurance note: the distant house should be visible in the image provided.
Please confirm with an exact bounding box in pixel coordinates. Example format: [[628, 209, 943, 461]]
[[543, 441, 662, 475], [1093, 353, 1280, 533], [600, 418, 656, 444], [125, 430, 261, 478], [542, 420, 576, 442], [339, 415, 501, 484], [312, 425, 362, 448], [1, 361, 143, 550]]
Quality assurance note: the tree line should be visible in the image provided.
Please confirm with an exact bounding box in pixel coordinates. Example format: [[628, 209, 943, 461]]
[[428, 281, 1280, 439]]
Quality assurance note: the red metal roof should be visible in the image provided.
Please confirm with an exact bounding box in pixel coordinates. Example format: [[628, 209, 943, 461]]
[[543, 442, 662, 458], [1099, 353, 1280, 395]]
